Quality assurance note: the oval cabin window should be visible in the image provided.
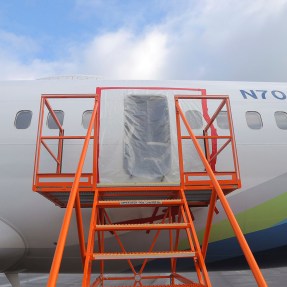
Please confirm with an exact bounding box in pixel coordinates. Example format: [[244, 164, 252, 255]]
[[47, 110, 64, 129], [274, 111, 287, 130], [246, 111, 263, 129], [15, 110, 32, 129], [185, 110, 203, 129], [82, 110, 93, 129], [216, 111, 229, 129]]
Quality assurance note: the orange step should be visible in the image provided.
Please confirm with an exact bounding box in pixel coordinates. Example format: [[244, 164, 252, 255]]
[[95, 223, 189, 231], [93, 251, 196, 260], [97, 199, 183, 207]]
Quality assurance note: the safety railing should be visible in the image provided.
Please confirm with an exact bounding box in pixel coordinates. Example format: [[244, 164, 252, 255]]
[[175, 95, 241, 191], [32, 94, 98, 193], [174, 95, 266, 287]]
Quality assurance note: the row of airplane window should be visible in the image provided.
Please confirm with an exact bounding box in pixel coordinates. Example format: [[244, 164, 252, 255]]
[[14, 109, 287, 130]]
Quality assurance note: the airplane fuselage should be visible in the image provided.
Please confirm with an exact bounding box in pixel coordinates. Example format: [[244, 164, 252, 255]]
[[1, 79, 287, 273]]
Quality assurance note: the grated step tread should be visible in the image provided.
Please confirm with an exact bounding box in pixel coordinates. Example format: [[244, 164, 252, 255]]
[[93, 251, 196, 260], [95, 223, 189, 231]]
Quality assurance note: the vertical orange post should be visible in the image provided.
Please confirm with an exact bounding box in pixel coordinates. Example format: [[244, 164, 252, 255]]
[[168, 207, 174, 274], [201, 188, 217, 259], [82, 189, 99, 286], [93, 95, 99, 189], [179, 189, 212, 287], [226, 97, 241, 182], [181, 204, 204, 283], [99, 209, 105, 275], [56, 129, 64, 174], [33, 97, 45, 188], [171, 208, 182, 276], [75, 192, 86, 266], [175, 98, 185, 186]]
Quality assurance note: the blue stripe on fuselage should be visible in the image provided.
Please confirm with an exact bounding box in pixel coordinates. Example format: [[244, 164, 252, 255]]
[[206, 221, 287, 262]]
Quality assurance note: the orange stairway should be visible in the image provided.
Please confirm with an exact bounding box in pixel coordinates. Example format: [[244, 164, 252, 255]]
[[32, 87, 267, 287], [81, 187, 212, 286]]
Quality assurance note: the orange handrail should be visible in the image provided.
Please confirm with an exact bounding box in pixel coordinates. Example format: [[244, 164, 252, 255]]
[[175, 99, 267, 287], [33, 95, 97, 191], [47, 99, 99, 287]]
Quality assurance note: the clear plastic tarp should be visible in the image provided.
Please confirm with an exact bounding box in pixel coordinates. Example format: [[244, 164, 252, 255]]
[[98, 88, 211, 184]]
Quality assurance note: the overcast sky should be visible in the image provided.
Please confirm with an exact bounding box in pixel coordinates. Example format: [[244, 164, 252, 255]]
[[0, 0, 287, 81]]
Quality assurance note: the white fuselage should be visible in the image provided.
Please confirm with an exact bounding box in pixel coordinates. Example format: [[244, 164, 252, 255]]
[[1, 79, 287, 273]]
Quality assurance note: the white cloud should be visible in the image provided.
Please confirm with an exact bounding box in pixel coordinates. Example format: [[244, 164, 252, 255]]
[[1, 0, 287, 81], [77, 29, 168, 79], [0, 31, 74, 80], [156, 0, 287, 81], [0, 57, 74, 80]]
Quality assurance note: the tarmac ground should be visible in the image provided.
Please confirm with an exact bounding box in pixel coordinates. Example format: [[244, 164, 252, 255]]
[[0, 267, 287, 287]]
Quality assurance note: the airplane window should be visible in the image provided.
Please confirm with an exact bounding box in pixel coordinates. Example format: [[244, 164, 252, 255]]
[[185, 110, 203, 129], [274, 111, 287, 130], [82, 110, 93, 129], [47, 110, 64, 129], [216, 111, 229, 129], [15, 110, 32, 129], [246, 111, 263, 129]]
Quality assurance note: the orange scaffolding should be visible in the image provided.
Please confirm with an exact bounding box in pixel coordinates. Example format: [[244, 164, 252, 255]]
[[33, 87, 267, 287]]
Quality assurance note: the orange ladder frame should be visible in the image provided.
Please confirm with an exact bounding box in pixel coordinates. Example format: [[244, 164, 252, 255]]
[[175, 95, 266, 286], [32, 87, 267, 287], [81, 191, 212, 287]]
